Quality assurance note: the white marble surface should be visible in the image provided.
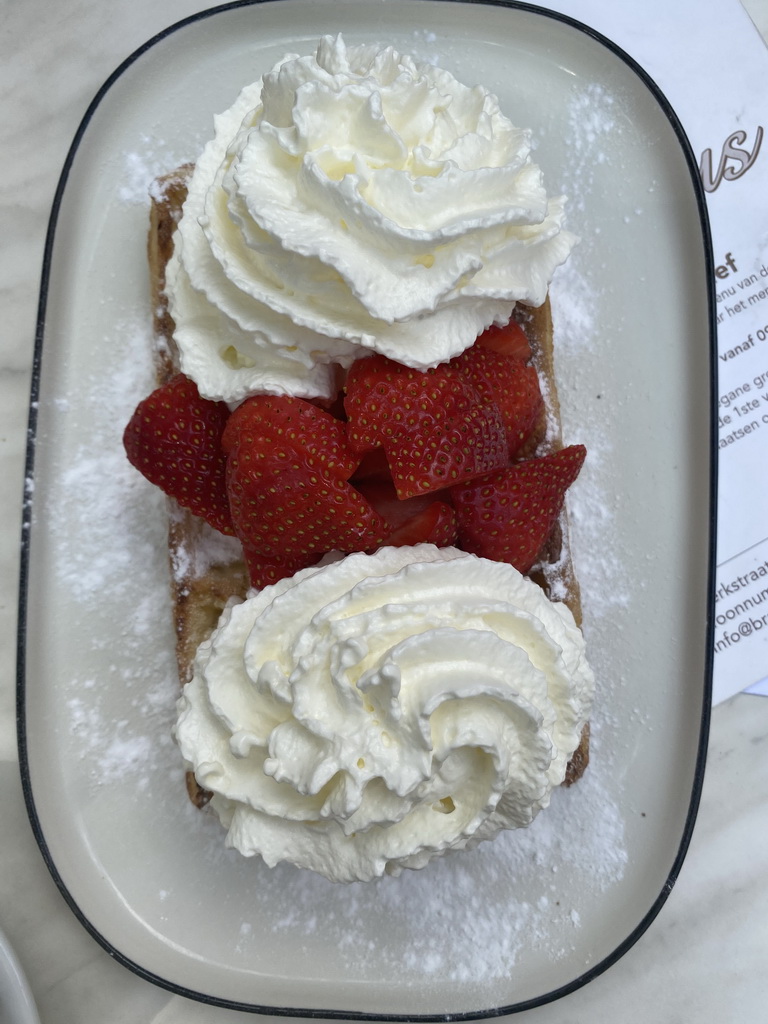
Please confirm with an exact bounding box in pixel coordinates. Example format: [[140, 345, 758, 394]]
[[2, 2, 768, 1022]]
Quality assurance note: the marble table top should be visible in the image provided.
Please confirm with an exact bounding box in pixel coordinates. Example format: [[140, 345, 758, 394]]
[[2, 2, 768, 1022]]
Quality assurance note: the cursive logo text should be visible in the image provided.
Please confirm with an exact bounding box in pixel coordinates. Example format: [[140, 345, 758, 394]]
[[700, 127, 763, 193]]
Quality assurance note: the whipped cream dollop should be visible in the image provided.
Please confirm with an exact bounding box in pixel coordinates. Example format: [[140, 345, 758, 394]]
[[167, 35, 576, 403], [175, 545, 594, 883]]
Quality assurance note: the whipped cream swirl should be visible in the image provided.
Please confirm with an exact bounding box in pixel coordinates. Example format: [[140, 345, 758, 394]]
[[167, 35, 576, 403], [175, 546, 594, 883]]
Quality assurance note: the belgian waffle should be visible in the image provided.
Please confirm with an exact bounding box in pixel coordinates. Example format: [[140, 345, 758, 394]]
[[147, 167, 589, 802]]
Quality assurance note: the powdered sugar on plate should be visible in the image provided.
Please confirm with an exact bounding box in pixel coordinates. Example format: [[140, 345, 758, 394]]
[[42, 292, 627, 989], [32, 74, 631, 995], [118, 136, 192, 206], [249, 752, 628, 984], [548, 82, 633, 622], [47, 316, 163, 601]]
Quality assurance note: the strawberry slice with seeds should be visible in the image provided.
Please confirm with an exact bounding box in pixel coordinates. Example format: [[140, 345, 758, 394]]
[[123, 373, 234, 535], [450, 345, 543, 458], [227, 454, 388, 562], [222, 395, 359, 480], [451, 445, 586, 573], [344, 354, 508, 500], [224, 397, 388, 572], [239, 544, 317, 591]]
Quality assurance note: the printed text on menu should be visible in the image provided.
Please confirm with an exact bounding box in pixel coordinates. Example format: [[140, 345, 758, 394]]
[[704, 123, 768, 700]]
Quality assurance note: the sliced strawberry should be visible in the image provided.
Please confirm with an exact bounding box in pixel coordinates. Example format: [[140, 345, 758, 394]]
[[344, 354, 508, 500], [355, 477, 430, 527], [226, 440, 388, 565], [475, 320, 532, 362], [384, 501, 458, 548], [355, 477, 458, 548], [222, 395, 358, 480], [224, 394, 388, 578], [451, 445, 586, 574], [239, 544, 317, 591], [450, 345, 543, 458], [123, 373, 233, 535]]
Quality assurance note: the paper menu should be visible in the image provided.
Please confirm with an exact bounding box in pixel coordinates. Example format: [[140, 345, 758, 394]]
[[533, 0, 768, 704]]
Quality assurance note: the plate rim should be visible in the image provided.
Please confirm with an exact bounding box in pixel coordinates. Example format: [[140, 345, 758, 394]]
[[16, 0, 717, 1018], [0, 926, 41, 1024]]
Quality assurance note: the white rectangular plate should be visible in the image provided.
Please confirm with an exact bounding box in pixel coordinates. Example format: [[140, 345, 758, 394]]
[[19, 0, 715, 1017]]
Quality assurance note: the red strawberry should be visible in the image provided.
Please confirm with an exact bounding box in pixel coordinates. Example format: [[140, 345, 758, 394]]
[[355, 477, 458, 548], [123, 373, 233, 535], [227, 455, 388, 561], [224, 397, 388, 571], [450, 345, 543, 457], [344, 354, 508, 500], [384, 501, 458, 547], [239, 545, 317, 591], [222, 395, 358, 480], [475, 320, 532, 362], [451, 445, 586, 573]]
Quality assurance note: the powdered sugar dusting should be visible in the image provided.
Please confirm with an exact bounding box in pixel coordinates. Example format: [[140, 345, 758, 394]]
[[34, 72, 631, 994], [168, 505, 243, 581], [43, 294, 629, 986], [246, 751, 627, 984], [119, 137, 191, 205], [562, 83, 618, 215], [42, 311, 182, 797], [551, 257, 599, 348], [48, 316, 164, 602], [548, 82, 632, 623]]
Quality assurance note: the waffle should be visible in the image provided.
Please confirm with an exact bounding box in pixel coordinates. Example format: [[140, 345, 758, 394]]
[[147, 167, 589, 802]]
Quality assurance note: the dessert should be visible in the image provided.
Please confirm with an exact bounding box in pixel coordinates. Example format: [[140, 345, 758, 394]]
[[124, 36, 593, 876], [175, 546, 593, 883], [164, 35, 575, 404]]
